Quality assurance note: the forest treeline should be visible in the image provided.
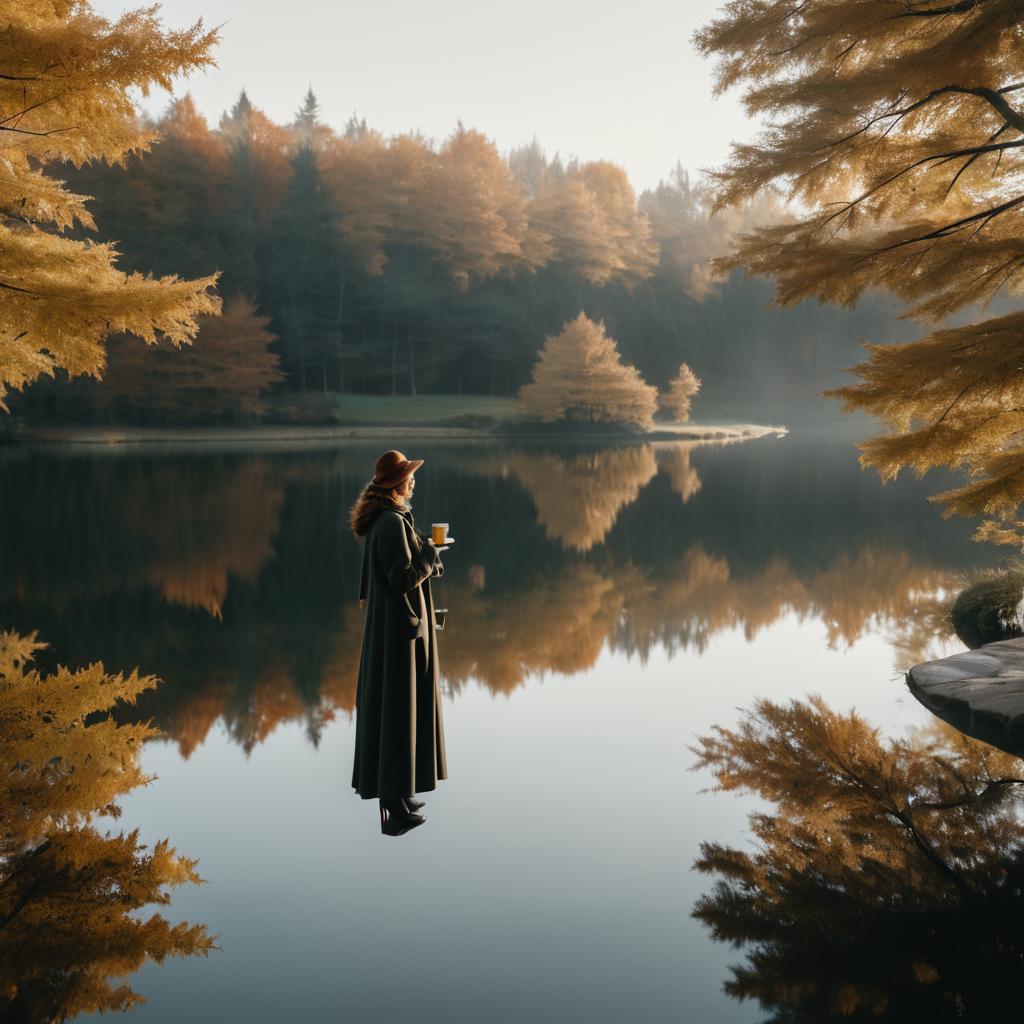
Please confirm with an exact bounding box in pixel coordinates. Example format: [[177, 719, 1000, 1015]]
[[20, 89, 915, 425]]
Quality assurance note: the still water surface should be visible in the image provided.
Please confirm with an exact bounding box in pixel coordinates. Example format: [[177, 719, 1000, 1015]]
[[0, 430, 1005, 1022]]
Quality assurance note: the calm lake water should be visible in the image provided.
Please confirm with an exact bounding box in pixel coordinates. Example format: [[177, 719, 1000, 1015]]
[[0, 429, 1006, 1022]]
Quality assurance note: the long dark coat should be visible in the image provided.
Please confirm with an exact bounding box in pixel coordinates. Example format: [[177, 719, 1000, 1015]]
[[352, 503, 448, 801]]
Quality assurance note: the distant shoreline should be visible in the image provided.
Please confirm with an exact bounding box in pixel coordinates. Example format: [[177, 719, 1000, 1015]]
[[11, 422, 788, 448]]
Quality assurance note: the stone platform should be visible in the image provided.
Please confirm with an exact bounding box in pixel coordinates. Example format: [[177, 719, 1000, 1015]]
[[907, 638, 1024, 756]]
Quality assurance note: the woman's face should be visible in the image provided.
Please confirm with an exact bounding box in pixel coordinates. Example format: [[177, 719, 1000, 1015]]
[[394, 474, 415, 501]]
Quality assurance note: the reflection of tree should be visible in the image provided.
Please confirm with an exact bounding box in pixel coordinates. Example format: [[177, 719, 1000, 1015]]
[[0, 631, 213, 1020], [300, 545, 964, 706], [506, 446, 658, 551], [692, 696, 1024, 1022], [5, 456, 283, 618], [0, 444, 983, 750], [441, 564, 621, 694], [129, 460, 284, 617], [655, 444, 702, 504]]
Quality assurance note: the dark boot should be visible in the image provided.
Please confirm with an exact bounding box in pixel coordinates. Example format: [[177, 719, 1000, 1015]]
[[404, 796, 425, 812], [379, 798, 425, 837]]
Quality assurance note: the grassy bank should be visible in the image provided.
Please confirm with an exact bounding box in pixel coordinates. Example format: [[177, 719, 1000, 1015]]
[[11, 393, 787, 446], [309, 391, 520, 423]]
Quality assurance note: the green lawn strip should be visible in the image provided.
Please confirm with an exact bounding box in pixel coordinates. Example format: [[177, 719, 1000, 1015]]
[[321, 394, 522, 426]]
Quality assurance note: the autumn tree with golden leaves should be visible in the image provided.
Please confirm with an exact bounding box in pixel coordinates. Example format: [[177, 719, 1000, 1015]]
[[692, 695, 1024, 1021], [517, 313, 659, 428], [0, 630, 214, 1020], [89, 294, 283, 422], [695, 1, 1024, 543], [0, 1, 222, 409], [661, 363, 701, 422]]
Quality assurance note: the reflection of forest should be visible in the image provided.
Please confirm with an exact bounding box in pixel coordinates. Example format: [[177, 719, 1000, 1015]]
[[0, 437, 995, 754], [0, 631, 213, 1020], [693, 695, 1024, 1022]]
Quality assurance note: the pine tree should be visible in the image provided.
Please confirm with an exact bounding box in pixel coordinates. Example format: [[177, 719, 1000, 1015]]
[[0, 1, 221, 408], [695, 1, 1024, 543], [517, 312, 659, 428], [218, 91, 291, 299], [269, 94, 343, 391]]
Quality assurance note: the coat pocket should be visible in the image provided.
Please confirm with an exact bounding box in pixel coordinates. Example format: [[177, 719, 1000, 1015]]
[[397, 590, 426, 639]]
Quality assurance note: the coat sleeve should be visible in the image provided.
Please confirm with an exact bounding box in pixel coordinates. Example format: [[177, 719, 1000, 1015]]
[[414, 529, 445, 579], [376, 512, 439, 595]]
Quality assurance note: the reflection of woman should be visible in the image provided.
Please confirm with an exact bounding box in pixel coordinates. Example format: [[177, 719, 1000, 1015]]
[[348, 450, 448, 836]]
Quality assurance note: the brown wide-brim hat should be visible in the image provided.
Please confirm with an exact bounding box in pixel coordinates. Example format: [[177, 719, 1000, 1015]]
[[372, 449, 424, 489]]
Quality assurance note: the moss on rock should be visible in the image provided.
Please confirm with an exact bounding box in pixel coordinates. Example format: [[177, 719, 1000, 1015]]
[[951, 568, 1024, 649]]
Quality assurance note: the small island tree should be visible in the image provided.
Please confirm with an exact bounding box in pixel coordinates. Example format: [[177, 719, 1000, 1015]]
[[517, 312, 658, 429], [661, 363, 701, 422]]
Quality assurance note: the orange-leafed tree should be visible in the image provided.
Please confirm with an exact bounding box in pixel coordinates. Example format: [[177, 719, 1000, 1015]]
[[691, 695, 1024, 1021], [639, 163, 789, 299], [0, 630, 215, 1020], [694, 1, 1024, 544], [526, 176, 618, 285], [570, 160, 658, 288], [93, 294, 284, 422], [405, 125, 536, 289], [320, 124, 398, 276], [0, 0, 222, 409], [662, 363, 702, 422], [518, 312, 659, 428]]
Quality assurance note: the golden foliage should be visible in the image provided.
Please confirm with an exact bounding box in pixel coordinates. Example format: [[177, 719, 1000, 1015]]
[[692, 695, 1024, 1020], [517, 313, 660, 428], [661, 363, 702, 422], [505, 444, 658, 551], [0, 630, 214, 1019], [439, 564, 621, 693], [0, 1, 222, 406], [655, 444, 703, 503], [321, 125, 550, 286], [0, 628, 158, 853], [410, 125, 538, 289], [132, 458, 283, 618], [526, 160, 656, 287], [87, 294, 284, 423], [639, 165, 790, 299], [695, 0, 1024, 542], [320, 126, 396, 275]]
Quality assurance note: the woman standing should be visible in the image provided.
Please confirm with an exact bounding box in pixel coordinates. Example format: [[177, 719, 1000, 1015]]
[[349, 449, 448, 836]]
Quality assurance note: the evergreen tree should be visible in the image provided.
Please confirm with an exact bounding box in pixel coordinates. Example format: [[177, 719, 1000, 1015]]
[[219, 91, 261, 298], [269, 91, 344, 390]]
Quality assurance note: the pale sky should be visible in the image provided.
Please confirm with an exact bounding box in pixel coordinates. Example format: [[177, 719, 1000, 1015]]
[[92, 0, 761, 194]]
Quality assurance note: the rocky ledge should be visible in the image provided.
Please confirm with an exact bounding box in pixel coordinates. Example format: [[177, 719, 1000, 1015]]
[[907, 639, 1024, 756]]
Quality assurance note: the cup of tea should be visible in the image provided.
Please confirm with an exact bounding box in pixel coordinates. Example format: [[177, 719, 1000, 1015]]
[[431, 522, 450, 545], [434, 607, 448, 631]]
